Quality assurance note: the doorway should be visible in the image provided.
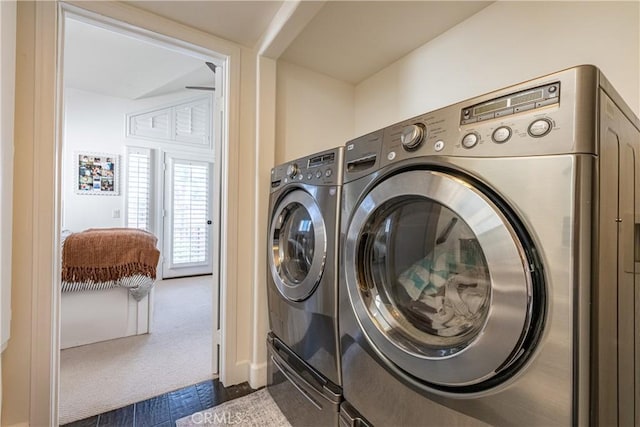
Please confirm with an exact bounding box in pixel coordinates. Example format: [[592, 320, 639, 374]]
[[58, 11, 224, 424], [163, 153, 214, 278]]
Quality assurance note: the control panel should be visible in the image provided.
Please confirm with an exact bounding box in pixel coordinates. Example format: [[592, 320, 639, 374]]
[[343, 69, 587, 181], [271, 148, 343, 191]]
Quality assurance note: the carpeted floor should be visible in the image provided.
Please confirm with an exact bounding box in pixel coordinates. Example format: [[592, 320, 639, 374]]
[[59, 275, 214, 425], [176, 389, 291, 427]]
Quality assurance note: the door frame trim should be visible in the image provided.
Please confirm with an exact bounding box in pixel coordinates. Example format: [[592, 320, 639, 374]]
[[8, 2, 246, 424]]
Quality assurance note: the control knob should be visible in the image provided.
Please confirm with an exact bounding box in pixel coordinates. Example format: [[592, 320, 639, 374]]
[[400, 124, 426, 150], [286, 163, 299, 178]]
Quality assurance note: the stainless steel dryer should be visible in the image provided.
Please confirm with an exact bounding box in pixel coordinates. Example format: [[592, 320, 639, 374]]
[[339, 65, 639, 426], [267, 147, 344, 426]]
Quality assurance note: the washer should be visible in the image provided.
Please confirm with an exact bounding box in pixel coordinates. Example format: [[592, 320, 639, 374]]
[[339, 65, 639, 426], [267, 147, 344, 426]]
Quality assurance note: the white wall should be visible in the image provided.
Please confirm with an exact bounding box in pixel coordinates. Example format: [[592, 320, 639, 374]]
[[0, 0, 16, 419], [354, 1, 640, 135], [63, 88, 128, 231], [275, 60, 355, 163], [62, 87, 213, 232]]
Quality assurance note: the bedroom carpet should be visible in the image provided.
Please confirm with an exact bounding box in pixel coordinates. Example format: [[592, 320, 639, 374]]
[[176, 389, 292, 427], [59, 275, 214, 425]]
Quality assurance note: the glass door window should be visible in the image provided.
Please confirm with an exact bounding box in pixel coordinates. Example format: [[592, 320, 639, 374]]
[[274, 203, 315, 284], [163, 155, 213, 278], [359, 197, 491, 357], [344, 170, 544, 389], [269, 190, 326, 302]]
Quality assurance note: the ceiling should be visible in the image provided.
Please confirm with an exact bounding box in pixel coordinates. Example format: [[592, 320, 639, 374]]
[[126, 0, 285, 48], [279, 1, 491, 84], [64, 1, 492, 98], [64, 18, 218, 99]]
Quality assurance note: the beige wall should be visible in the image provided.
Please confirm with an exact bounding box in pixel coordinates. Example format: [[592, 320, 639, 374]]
[[275, 60, 355, 163], [0, 0, 17, 422], [354, 1, 640, 135]]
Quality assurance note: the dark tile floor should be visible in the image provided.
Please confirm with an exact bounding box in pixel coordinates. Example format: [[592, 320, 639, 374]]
[[62, 379, 255, 427]]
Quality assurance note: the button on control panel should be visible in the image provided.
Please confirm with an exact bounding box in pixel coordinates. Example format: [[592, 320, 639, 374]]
[[461, 133, 479, 149], [460, 118, 552, 152], [528, 119, 552, 137], [492, 126, 512, 143]]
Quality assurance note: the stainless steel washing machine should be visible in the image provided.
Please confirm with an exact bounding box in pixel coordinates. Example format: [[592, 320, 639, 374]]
[[267, 147, 344, 426], [339, 65, 639, 426]]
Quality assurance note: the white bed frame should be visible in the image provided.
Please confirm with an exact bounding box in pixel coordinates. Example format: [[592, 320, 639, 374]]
[[60, 287, 153, 349]]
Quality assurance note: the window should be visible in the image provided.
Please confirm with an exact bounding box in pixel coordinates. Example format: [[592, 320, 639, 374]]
[[126, 147, 152, 231], [171, 160, 209, 265]]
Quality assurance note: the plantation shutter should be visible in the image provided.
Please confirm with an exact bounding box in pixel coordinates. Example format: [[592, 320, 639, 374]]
[[129, 108, 171, 140], [174, 99, 209, 145], [126, 147, 152, 231], [171, 160, 209, 265], [127, 96, 211, 148]]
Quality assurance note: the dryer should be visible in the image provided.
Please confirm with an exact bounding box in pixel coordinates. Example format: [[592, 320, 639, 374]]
[[267, 147, 344, 426], [339, 65, 639, 426]]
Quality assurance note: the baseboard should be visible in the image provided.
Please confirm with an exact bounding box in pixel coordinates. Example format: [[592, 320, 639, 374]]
[[220, 359, 249, 387], [249, 361, 267, 389]]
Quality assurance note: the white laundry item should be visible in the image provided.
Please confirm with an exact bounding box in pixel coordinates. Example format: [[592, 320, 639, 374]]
[[397, 252, 452, 301], [419, 269, 490, 337]]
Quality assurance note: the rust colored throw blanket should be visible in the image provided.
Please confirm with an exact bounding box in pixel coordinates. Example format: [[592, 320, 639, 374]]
[[62, 228, 160, 283]]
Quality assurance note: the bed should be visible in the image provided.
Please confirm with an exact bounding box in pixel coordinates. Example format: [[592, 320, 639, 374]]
[[60, 228, 161, 349]]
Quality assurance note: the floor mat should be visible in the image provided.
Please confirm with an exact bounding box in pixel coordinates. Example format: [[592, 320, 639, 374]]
[[176, 389, 291, 426]]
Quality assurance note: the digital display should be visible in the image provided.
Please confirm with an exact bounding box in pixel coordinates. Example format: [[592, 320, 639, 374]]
[[461, 83, 558, 125], [308, 153, 334, 167], [473, 99, 508, 115], [511, 90, 543, 106]]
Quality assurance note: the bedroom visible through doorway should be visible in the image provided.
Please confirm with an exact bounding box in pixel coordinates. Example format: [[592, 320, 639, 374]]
[[58, 10, 224, 424]]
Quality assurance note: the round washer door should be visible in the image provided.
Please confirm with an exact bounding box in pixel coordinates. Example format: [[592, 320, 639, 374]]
[[269, 189, 327, 302], [344, 170, 542, 389]]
